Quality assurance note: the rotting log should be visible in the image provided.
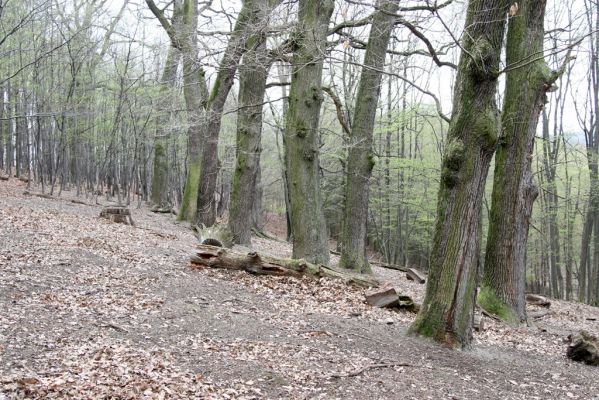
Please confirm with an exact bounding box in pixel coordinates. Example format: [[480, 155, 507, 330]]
[[189, 244, 380, 288], [406, 268, 426, 284], [100, 206, 134, 225], [526, 294, 551, 308], [567, 331, 599, 366]]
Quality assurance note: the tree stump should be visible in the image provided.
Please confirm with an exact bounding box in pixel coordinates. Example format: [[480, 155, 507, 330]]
[[100, 206, 134, 225], [196, 224, 233, 248], [567, 331, 599, 366]]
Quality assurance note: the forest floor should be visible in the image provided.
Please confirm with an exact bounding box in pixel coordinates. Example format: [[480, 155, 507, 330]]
[[1, 179, 599, 400]]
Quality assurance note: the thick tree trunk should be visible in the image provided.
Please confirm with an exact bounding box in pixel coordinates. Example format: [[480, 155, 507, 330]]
[[284, 0, 334, 265], [339, 0, 398, 273], [228, 3, 270, 245], [408, 0, 509, 348], [480, 0, 560, 324]]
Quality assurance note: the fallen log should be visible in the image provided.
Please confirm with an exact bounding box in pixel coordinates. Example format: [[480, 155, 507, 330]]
[[189, 244, 380, 288], [0, 175, 8, 181], [528, 310, 551, 319], [567, 331, 599, 366], [526, 294, 551, 308], [405, 268, 426, 284], [370, 261, 408, 272]]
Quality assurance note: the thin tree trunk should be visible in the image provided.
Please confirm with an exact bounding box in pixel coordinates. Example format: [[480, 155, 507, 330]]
[[339, 0, 398, 273]]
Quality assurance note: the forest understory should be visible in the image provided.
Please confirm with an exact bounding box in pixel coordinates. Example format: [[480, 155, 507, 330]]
[[1, 178, 598, 400]]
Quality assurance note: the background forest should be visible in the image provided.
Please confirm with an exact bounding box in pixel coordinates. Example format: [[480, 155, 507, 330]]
[[1, 0, 598, 311]]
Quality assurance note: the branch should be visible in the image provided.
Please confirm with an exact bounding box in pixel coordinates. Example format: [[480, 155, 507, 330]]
[[322, 86, 352, 136], [145, 0, 180, 48], [395, 18, 456, 69]]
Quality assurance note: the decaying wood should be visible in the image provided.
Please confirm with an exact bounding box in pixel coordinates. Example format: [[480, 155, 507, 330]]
[[364, 284, 418, 312], [100, 206, 134, 225], [406, 268, 426, 284], [150, 205, 174, 214], [190, 244, 380, 288], [0, 175, 8, 181], [567, 330, 599, 366], [331, 362, 414, 378], [526, 294, 551, 307], [18, 176, 29, 183], [473, 313, 485, 331]]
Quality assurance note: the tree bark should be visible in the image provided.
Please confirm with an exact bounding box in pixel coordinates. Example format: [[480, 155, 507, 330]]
[[284, 0, 334, 265], [480, 0, 562, 324], [408, 0, 509, 348], [338, 0, 399, 273], [228, 0, 271, 245]]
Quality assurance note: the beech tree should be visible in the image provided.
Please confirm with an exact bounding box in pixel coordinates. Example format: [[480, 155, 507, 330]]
[[408, 0, 510, 348]]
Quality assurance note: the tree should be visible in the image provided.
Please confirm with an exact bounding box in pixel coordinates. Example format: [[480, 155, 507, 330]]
[[479, 0, 570, 323], [228, 0, 275, 245], [284, 0, 334, 265], [408, 0, 509, 348], [338, 0, 399, 273]]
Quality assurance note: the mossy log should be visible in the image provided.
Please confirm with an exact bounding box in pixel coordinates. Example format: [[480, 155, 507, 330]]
[[189, 244, 380, 288], [567, 331, 599, 366]]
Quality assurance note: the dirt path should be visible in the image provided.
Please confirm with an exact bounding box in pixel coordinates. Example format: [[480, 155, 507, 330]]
[[1, 179, 598, 399]]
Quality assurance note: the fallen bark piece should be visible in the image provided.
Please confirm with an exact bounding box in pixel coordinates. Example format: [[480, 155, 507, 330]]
[[189, 244, 380, 288], [528, 310, 551, 319], [364, 284, 418, 312], [405, 268, 426, 284], [526, 293, 551, 308], [100, 206, 134, 225], [365, 285, 399, 307], [567, 331, 599, 366]]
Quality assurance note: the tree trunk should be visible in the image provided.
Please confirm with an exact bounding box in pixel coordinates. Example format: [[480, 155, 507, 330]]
[[480, 0, 560, 324], [228, 2, 270, 245], [151, 28, 181, 209], [284, 0, 334, 265], [339, 0, 398, 273], [408, 0, 509, 349]]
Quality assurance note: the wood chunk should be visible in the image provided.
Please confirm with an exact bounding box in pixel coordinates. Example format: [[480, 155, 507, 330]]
[[196, 224, 233, 248], [567, 331, 599, 366], [100, 206, 134, 225], [473, 314, 485, 331], [365, 286, 399, 308], [190, 244, 380, 288], [526, 293, 551, 308], [0, 175, 8, 181], [406, 268, 426, 284]]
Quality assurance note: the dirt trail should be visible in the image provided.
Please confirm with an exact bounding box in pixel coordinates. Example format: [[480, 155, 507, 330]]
[[1, 179, 598, 399]]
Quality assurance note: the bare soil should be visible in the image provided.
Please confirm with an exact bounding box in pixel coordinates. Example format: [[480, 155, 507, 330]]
[[1, 179, 598, 399]]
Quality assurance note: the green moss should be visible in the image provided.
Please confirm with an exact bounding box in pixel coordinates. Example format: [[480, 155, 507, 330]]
[[473, 106, 500, 150], [477, 286, 519, 324], [178, 160, 201, 222]]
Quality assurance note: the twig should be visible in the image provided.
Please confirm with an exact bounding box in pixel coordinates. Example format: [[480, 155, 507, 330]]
[[98, 321, 129, 333], [331, 362, 414, 378]]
